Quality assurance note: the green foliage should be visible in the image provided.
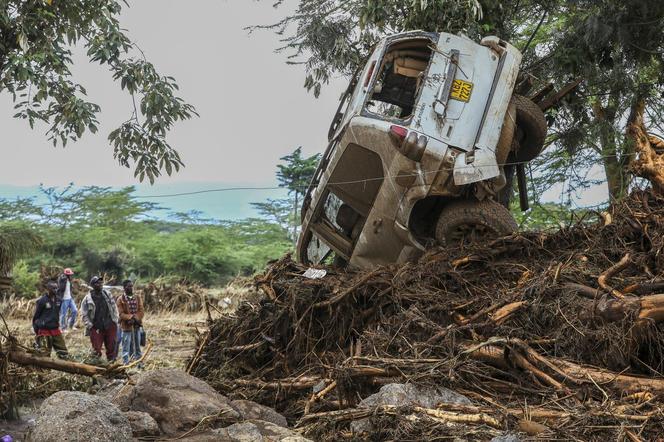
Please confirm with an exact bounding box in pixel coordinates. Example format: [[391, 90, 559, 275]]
[[512, 201, 576, 231], [251, 198, 293, 231], [11, 260, 39, 298], [273, 146, 320, 240], [0, 0, 197, 182], [276, 147, 320, 199], [127, 220, 290, 285], [0, 197, 43, 221], [261, 0, 544, 96], [132, 227, 235, 284], [0, 187, 290, 286]]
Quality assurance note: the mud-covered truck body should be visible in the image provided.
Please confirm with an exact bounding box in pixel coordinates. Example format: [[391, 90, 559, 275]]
[[298, 31, 547, 268]]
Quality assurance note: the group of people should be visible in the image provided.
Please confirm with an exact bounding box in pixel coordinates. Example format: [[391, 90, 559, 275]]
[[31, 268, 146, 366]]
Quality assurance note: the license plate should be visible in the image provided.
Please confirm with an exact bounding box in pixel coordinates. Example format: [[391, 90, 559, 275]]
[[450, 79, 473, 102]]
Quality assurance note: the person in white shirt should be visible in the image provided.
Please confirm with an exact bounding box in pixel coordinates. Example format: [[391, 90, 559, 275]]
[[57, 268, 78, 332]]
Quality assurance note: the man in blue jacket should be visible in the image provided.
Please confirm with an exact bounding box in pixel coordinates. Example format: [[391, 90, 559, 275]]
[[32, 280, 69, 358]]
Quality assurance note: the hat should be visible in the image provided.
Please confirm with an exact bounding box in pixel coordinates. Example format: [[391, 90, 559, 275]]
[[90, 276, 102, 285], [63, 268, 74, 275]]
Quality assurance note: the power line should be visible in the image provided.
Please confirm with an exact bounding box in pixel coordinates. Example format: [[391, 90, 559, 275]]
[[135, 186, 285, 198], [132, 152, 641, 199], [0, 152, 644, 203]]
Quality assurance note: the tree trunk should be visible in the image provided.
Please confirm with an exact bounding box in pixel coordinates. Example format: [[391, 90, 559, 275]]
[[462, 341, 664, 395], [6, 350, 107, 376], [577, 293, 664, 324], [292, 192, 299, 247], [626, 97, 664, 195], [593, 97, 629, 200]]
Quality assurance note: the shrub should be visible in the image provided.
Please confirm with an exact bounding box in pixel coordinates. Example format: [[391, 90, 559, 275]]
[[12, 260, 40, 298]]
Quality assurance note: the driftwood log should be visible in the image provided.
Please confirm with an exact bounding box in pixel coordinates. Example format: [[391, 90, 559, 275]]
[[6, 350, 107, 377], [462, 340, 664, 395]]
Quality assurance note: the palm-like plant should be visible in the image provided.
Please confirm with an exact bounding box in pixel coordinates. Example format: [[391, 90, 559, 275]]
[[0, 223, 42, 277]]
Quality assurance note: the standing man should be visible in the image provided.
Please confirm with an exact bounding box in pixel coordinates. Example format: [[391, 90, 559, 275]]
[[57, 268, 78, 332], [32, 280, 69, 359], [80, 276, 118, 362], [116, 279, 144, 365]]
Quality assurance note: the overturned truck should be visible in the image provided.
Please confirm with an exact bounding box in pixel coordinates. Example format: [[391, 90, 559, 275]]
[[298, 31, 551, 268]]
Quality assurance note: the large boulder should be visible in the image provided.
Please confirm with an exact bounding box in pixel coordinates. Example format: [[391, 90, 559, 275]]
[[110, 368, 241, 437], [351, 383, 472, 433], [27, 391, 131, 442], [177, 420, 311, 442]]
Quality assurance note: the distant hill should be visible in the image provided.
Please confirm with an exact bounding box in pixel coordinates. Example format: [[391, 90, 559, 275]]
[[0, 182, 289, 221]]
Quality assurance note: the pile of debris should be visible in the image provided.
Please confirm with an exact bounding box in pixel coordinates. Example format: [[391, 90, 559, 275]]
[[140, 279, 209, 312], [142, 277, 258, 313], [190, 189, 664, 440]]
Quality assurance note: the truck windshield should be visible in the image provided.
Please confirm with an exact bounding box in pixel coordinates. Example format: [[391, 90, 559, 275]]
[[365, 38, 433, 120]]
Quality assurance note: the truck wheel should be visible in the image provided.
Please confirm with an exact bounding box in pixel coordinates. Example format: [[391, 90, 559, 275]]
[[511, 94, 547, 163], [435, 199, 518, 246]]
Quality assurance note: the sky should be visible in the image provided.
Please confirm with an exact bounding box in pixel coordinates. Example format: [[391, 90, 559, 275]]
[[1, 0, 346, 188]]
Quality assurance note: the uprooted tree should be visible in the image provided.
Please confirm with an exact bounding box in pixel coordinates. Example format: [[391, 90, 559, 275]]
[[187, 138, 664, 439], [0, 0, 197, 182], [189, 176, 664, 439]]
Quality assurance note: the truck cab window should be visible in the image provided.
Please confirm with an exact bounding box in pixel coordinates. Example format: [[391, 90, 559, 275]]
[[365, 39, 433, 120]]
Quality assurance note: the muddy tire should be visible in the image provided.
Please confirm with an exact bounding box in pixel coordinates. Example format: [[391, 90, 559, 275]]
[[435, 199, 518, 246], [511, 94, 547, 163]]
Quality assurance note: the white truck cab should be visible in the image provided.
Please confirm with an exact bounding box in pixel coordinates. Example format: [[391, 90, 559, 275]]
[[299, 31, 546, 268]]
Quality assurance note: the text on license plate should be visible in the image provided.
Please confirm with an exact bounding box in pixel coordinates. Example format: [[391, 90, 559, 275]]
[[450, 79, 473, 102]]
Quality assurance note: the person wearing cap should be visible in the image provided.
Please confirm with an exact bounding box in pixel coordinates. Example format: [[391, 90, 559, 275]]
[[80, 276, 119, 362], [116, 279, 144, 365], [57, 268, 78, 332], [32, 280, 69, 358]]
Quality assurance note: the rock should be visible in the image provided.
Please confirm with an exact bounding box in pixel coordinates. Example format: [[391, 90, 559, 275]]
[[178, 420, 311, 442], [109, 368, 241, 437], [94, 378, 125, 399], [230, 400, 288, 428], [358, 383, 471, 408], [124, 411, 160, 437], [217, 420, 310, 441], [27, 391, 131, 442], [351, 383, 472, 433]]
